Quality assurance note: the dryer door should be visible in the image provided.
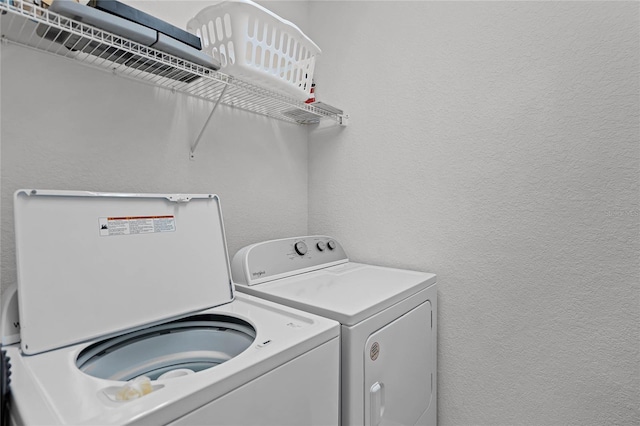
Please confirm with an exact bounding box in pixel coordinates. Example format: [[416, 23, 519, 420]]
[[364, 301, 432, 426]]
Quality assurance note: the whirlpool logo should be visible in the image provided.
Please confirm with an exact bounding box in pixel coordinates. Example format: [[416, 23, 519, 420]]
[[252, 270, 266, 278]]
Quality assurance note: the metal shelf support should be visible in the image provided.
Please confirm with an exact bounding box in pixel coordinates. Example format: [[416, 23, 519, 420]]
[[190, 84, 228, 160]]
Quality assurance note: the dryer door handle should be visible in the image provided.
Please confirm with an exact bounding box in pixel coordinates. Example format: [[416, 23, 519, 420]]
[[370, 381, 385, 426]]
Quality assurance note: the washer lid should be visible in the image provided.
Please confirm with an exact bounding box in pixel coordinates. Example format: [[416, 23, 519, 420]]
[[14, 190, 234, 355]]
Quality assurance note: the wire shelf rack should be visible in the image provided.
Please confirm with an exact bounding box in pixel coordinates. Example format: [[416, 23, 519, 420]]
[[0, 0, 347, 127]]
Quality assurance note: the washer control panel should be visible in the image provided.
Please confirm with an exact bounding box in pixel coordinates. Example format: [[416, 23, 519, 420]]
[[231, 236, 348, 286]]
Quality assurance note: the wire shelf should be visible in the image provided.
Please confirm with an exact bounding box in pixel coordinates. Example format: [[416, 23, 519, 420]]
[[0, 0, 347, 126]]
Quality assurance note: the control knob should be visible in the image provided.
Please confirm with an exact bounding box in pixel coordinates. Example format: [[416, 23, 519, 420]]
[[316, 241, 326, 251], [327, 240, 337, 250], [294, 241, 308, 256]]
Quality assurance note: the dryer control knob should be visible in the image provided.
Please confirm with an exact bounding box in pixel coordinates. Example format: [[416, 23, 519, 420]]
[[327, 240, 337, 250], [294, 241, 308, 256], [316, 241, 326, 251]]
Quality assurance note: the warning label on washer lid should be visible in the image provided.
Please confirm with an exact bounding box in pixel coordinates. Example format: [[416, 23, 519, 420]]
[[99, 216, 176, 236]]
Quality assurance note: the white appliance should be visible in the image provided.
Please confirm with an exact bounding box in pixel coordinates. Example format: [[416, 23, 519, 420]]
[[3, 191, 340, 425], [232, 236, 437, 426]]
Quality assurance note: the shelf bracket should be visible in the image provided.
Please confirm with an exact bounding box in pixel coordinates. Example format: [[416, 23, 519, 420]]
[[190, 84, 229, 160]]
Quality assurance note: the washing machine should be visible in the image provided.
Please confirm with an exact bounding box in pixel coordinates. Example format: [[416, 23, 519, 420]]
[[231, 236, 437, 426], [2, 191, 340, 425]]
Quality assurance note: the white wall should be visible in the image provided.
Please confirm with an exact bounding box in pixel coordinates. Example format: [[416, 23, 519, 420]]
[[1, 1, 638, 425], [0, 0, 311, 297], [308, 1, 639, 425]]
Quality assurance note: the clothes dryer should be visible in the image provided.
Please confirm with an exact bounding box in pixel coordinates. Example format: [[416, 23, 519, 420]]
[[3, 191, 340, 425], [232, 236, 437, 426]]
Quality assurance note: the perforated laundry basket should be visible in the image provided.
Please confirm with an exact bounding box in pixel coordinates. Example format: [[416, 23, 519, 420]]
[[187, 0, 320, 101]]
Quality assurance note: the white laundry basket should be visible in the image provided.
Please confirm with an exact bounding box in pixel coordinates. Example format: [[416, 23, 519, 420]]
[[188, 0, 320, 101]]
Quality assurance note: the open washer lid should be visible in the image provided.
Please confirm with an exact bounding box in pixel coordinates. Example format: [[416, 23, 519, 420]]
[[13, 190, 234, 355]]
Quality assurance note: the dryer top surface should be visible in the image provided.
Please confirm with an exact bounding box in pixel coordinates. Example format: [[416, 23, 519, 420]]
[[238, 262, 436, 326]]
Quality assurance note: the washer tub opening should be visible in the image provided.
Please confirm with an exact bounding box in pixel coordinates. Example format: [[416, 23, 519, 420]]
[[76, 314, 256, 381]]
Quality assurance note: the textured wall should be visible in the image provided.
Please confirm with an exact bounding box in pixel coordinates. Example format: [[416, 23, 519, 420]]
[[1, 1, 638, 425], [308, 1, 639, 425]]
